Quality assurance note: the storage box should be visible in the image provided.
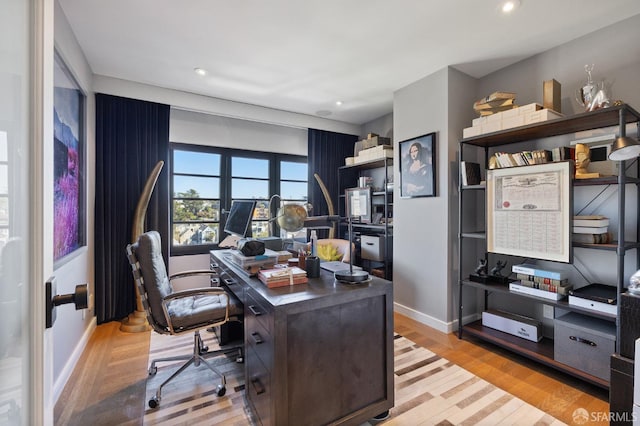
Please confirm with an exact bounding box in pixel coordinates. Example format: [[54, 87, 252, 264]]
[[502, 115, 526, 130], [463, 126, 481, 138], [517, 103, 543, 115], [360, 235, 391, 262], [481, 309, 542, 342], [355, 145, 393, 162], [523, 108, 563, 125], [354, 136, 391, 157], [554, 312, 616, 381]]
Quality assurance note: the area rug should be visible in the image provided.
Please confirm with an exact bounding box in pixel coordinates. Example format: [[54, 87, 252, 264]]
[[143, 333, 565, 425]]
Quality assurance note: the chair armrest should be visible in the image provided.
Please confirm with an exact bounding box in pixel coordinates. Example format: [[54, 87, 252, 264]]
[[169, 269, 217, 281], [163, 287, 228, 301]]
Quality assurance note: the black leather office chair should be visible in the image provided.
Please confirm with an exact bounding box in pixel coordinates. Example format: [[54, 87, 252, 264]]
[[126, 230, 243, 408]]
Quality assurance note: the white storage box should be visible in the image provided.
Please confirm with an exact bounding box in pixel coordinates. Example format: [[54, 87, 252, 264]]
[[568, 295, 617, 315], [463, 126, 481, 138], [360, 235, 391, 262], [482, 309, 542, 342], [524, 108, 563, 125]]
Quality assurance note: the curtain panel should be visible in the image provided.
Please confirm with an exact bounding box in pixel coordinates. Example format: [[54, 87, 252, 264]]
[[95, 93, 170, 324], [307, 129, 357, 238]]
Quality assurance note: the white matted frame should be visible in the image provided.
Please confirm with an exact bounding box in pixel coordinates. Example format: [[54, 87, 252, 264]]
[[486, 161, 573, 263]]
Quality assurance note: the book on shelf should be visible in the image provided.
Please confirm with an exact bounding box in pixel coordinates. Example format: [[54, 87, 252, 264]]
[[572, 232, 612, 244], [509, 282, 565, 300], [514, 273, 568, 287], [461, 161, 482, 186], [473, 91, 516, 108], [573, 215, 610, 227], [511, 263, 566, 280], [551, 146, 574, 162], [573, 225, 608, 234], [517, 278, 572, 295]]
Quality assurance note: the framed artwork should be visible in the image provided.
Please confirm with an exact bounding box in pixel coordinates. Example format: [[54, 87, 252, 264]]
[[486, 161, 573, 263], [345, 187, 372, 223], [54, 51, 86, 265], [399, 132, 436, 198]]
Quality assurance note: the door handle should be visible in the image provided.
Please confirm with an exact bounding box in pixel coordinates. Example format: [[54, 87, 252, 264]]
[[46, 276, 89, 328]]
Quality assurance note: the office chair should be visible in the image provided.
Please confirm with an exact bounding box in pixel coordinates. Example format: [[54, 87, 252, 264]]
[[126, 230, 243, 408]]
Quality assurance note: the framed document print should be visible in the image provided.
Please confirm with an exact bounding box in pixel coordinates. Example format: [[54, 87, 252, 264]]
[[486, 161, 573, 263]]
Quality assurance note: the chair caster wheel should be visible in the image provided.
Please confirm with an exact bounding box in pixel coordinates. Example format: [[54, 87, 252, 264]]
[[148, 366, 157, 375], [236, 356, 244, 363], [216, 385, 226, 397], [149, 396, 159, 408], [199, 345, 209, 354]]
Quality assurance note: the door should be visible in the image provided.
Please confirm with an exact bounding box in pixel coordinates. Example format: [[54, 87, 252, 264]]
[[1, 0, 53, 424]]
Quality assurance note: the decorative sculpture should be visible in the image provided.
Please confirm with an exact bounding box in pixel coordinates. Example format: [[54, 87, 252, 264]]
[[120, 160, 164, 333]]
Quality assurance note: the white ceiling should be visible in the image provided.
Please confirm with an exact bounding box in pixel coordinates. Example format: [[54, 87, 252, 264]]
[[58, 0, 640, 125]]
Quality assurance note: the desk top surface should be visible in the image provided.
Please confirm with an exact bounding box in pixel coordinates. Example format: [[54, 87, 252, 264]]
[[211, 249, 392, 307]]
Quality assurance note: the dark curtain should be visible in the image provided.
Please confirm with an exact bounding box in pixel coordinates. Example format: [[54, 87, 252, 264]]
[[95, 93, 170, 324], [308, 129, 358, 238]]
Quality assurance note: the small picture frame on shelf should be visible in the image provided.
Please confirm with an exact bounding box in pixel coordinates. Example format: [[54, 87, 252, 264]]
[[399, 132, 436, 198]]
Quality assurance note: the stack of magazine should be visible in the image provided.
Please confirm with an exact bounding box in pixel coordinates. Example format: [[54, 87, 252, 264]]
[[510, 263, 572, 300]]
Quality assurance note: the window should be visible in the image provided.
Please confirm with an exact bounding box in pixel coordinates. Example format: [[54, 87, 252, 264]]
[[171, 143, 307, 255]]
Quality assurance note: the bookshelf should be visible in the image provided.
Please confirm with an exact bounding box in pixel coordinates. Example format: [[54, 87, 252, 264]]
[[457, 103, 640, 388]]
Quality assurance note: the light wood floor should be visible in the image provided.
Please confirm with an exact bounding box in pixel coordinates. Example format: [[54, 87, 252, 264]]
[[54, 312, 609, 425]]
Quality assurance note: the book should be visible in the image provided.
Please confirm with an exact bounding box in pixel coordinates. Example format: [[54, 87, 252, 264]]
[[258, 266, 308, 288], [509, 282, 564, 300], [573, 225, 608, 234], [515, 273, 569, 287], [573, 216, 610, 227], [517, 279, 572, 295], [511, 263, 566, 280], [473, 91, 516, 108], [572, 232, 612, 244], [461, 161, 481, 186], [568, 283, 617, 304]]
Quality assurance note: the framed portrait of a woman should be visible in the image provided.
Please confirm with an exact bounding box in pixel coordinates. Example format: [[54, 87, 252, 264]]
[[399, 132, 436, 198]]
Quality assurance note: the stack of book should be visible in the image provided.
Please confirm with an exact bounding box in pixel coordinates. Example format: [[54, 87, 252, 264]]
[[258, 266, 308, 288], [510, 263, 571, 300], [572, 215, 611, 244], [491, 150, 552, 168], [473, 91, 517, 116], [460, 161, 482, 186]]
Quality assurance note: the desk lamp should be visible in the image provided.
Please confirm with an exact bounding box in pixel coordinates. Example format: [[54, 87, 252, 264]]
[[334, 189, 370, 284], [609, 136, 640, 161]]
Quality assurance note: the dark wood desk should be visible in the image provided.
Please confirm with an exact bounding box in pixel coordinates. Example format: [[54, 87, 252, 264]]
[[210, 250, 394, 426]]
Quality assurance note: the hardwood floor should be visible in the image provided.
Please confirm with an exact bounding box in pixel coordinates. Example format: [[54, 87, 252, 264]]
[[55, 313, 609, 425]]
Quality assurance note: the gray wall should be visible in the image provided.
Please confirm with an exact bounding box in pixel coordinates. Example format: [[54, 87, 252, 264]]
[[392, 13, 640, 332]]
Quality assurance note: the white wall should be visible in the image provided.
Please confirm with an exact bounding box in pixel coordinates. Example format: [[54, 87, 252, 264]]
[[392, 13, 640, 333], [52, 0, 96, 402]]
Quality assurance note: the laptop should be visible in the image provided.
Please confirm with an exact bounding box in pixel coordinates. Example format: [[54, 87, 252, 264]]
[[320, 261, 362, 273]]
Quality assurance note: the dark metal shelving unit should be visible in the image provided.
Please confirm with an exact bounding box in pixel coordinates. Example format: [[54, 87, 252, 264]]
[[457, 104, 640, 389]]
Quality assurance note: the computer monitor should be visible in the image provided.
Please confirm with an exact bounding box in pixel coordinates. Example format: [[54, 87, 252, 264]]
[[223, 200, 256, 238]]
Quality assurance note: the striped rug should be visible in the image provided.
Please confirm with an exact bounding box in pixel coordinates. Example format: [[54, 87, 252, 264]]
[[144, 333, 565, 425]]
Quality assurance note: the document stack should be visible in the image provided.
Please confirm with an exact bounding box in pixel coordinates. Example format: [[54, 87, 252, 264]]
[[258, 266, 308, 288], [510, 263, 571, 300], [572, 215, 611, 244]]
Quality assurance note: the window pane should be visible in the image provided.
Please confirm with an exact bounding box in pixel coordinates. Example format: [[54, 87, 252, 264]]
[[232, 157, 268, 178], [251, 220, 270, 238], [0, 197, 7, 226], [280, 181, 307, 201], [173, 222, 219, 246], [174, 176, 219, 198], [0, 131, 7, 162], [174, 150, 220, 175], [232, 178, 268, 199], [173, 199, 220, 222], [281, 161, 307, 180], [0, 165, 7, 194]]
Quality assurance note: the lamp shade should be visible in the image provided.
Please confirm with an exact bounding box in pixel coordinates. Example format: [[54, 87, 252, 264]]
[[275, 204, 307, 232], [609, 136, 640, 161]]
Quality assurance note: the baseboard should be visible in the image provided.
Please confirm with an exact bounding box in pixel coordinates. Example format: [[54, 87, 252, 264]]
[[53, 316, 97, 404], [393, 302, 481, 334]]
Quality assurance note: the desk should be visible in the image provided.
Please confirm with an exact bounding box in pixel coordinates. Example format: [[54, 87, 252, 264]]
[[210, 250, 394, 426]]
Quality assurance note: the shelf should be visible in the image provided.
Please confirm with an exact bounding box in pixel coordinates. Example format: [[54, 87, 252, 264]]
[[339, 157, 392, 170], [461, 104, 640, 148], [462, 320, 609, 389], [461, 232, 485, 239], [461, 279, 616, 322], [573, 240, 640, 252], [461, 184, 486, 190]]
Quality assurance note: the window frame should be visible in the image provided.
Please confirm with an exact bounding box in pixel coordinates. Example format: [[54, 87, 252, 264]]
[[170, 142, 307, 256]]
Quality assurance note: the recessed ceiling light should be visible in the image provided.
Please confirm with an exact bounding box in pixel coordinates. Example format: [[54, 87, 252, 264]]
[[194, 67, 207, 76], [335, 101, 343, 106], [499, 0, 520, 14]]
